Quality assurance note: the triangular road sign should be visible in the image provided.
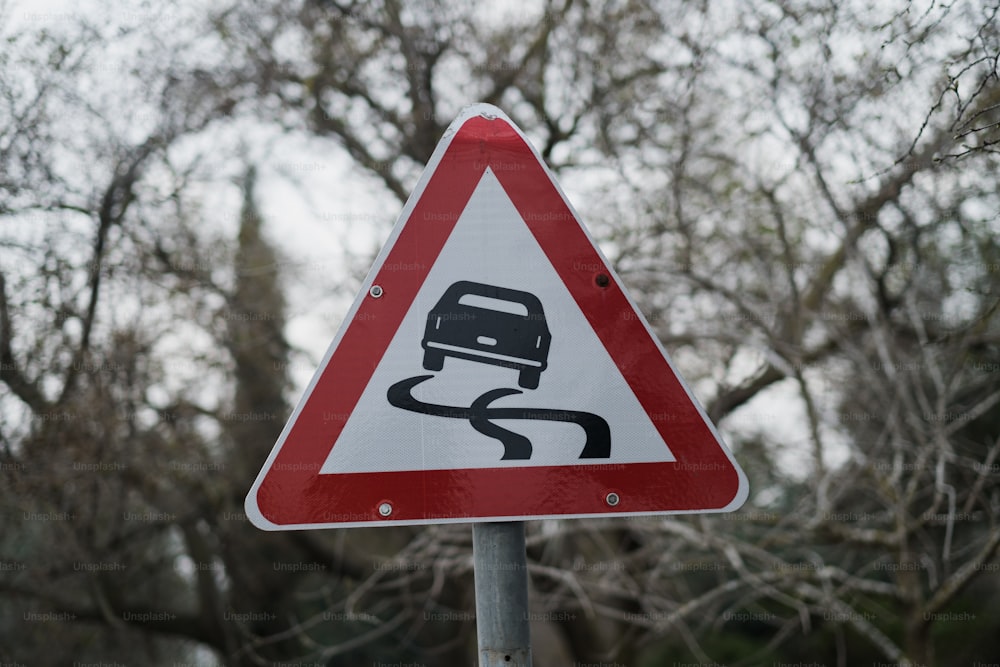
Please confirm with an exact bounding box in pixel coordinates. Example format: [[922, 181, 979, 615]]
[[246, 104, 748, 529]]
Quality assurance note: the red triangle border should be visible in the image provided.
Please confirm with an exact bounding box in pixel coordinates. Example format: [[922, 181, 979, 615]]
[[247, 107, 747, 528]]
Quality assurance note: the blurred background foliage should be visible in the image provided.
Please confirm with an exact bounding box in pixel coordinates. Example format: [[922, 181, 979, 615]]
[[1, 0, 999, 665]]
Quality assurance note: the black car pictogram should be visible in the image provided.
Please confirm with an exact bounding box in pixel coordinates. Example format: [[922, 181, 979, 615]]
[[421, 281, 551, 389]]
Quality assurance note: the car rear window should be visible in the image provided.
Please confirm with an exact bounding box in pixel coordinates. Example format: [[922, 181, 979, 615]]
[[457, 293, 530, 316]]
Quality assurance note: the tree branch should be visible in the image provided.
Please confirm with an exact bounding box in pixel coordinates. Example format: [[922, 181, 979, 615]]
[[0, 271, 49, 410], [58, 139, 159, 404]]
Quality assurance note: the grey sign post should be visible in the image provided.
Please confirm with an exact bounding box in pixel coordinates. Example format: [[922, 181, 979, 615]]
[[473, 521, 532, 666]]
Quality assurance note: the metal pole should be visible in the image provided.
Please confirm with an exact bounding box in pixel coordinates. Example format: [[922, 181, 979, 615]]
[[473, 521, 532, 667]]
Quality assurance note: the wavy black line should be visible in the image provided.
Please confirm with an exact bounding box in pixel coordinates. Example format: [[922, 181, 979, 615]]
[[386, 375, 611, 460]]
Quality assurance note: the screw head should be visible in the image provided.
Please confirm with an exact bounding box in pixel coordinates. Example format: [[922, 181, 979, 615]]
[[605, 492, 620, 507], [595, 273, 610, 288], [377, 502, 392, 517], [369, 285, 384, 298]]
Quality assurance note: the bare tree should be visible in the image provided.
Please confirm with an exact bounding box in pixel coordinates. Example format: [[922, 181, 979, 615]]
[[3, 0, 999, 665]]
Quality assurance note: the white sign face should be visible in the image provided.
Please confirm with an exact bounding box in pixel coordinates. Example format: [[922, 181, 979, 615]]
[[321, 169, 674, 474]]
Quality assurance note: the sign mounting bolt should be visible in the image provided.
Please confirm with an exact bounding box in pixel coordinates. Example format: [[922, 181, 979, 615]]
[[378, 502, 393, 517], [370, 285, 384, 298], [595, 273, 610, 288], [605, 492, 620, 507]]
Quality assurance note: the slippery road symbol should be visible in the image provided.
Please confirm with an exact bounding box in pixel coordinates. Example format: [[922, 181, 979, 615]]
[[387, 281, 611, 461]]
